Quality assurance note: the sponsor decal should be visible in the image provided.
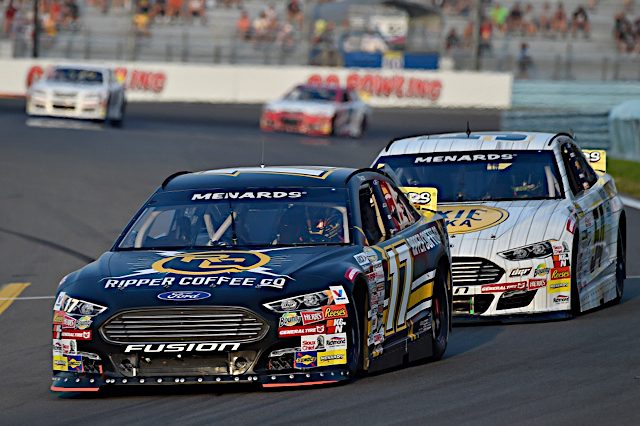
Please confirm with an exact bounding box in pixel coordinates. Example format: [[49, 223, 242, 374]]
[[322, 304, 348, 320], [301, 334, 326, 351], [279, 312, 302, 327], [317, 349, 348, 366], [548, 281, 570, 293], [52, 339, 77, 355], [104, 251, 290, 290], [300, 310, 324, 325], [553, 253, 570, 268], [329, 285, 350, 305], [124, 343, 241, 353], [294, 351, 318, 369], [415, 153, 515, 164], [453, 286, 471, 295], [534, 263, 550, 277], [418, 317, 432, 333], [552, 242, 566, 255], [53, 292, 66, 311], [66, 355, 83, 372], [400, 187, 438, 212], [344, 267, 359, 282], [324, 333, 348, 350], [368, 331, 385, 346], [307, 72, 442, 101], [280, 298, 297, 310], [278, 324, 326, 338], [76, 316, 92, 330], [52, 355, 68, 371], [326, 318, 346, 334], [191, 191, 304, 201], [406, 227, 441, 255], [363, 247, 379, 263], [152, 251, 270, 276], [52, 310, 66, 325], [59, 330, 92, 340], [157, 291, 212, 301], [438, 205, 509, 235], [550, 267, 571, 280], [527, 278, 547, 290], [113, 67, 166, 93], [481, 282, 527, 293], [510, 267, 532, 277], [553, 294, 570, 304], [61, 315, 77, 329], [354, 253, 370, 267]]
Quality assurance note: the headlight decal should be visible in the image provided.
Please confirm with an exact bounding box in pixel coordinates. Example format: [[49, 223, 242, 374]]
[[498, 240, 567, 261]]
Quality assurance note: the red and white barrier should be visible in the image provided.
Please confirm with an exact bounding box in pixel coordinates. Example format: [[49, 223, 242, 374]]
[[0, 59, 512, 109]]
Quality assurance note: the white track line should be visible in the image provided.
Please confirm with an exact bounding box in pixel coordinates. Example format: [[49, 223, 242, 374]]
[[0, 296, 54, 301], [628, 275, 640, 279], [621, 196, 640, 211]]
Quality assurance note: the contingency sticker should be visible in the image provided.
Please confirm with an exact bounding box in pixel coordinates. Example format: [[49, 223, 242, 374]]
[[317, 349, 347, 366]]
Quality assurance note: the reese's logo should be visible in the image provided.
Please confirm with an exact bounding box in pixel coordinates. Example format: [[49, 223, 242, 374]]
[[322, 304, 348, 319], [550, 267, 570, 280], [152, 251, 270, 276], [438, 205, 509, 235]]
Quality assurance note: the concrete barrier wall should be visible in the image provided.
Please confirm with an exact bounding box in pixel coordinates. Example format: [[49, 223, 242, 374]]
[[0, 59, 513, 109]]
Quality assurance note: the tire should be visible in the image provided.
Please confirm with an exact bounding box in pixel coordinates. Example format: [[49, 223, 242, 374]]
[[349, 284, 369, 376], [613, 227, 626, 304], [570, 232, 581, 315], [430, 267, 450, 361], [110, 99, 125, 128]]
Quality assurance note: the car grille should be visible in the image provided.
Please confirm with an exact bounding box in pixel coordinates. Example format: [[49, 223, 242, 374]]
[[53, 91, 78, 98], [451, 257, 505, 285], [101, 307, 269, 344], [282, 117, 300, 126]]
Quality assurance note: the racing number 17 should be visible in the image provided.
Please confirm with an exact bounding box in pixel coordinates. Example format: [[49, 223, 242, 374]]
[[385, 244, 413, 333]]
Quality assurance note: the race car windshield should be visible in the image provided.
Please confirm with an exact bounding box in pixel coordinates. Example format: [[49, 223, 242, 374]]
[[47, 68, 104, 84], [285, 86, 338, 102], [117, 188, 350, 249], [378, 151, 564, 202]]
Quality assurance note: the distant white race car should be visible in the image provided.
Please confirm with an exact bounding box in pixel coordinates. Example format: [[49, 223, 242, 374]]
[[26, 64, 126, 126], [373, 131, 626, 320], [260, 84, 370, 138]]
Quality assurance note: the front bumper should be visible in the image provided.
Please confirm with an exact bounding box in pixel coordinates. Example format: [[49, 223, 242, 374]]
[[27, 97, 107, 120], [260, 112, 333, 136]]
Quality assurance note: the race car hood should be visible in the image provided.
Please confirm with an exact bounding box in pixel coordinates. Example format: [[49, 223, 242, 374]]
[[60, 246, 359, 311], [436, 199, 572, 257], [264, 100, 337, 117]]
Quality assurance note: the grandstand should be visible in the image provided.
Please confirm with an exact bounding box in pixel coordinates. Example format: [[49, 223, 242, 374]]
[[0, 0, 638, 80]]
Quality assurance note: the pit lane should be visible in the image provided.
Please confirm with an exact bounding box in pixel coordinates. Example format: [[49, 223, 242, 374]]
[[1, 99, 639, 425]]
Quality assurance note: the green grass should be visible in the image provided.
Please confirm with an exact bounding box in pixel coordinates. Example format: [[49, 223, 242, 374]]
[[609, 157, 640, 199]]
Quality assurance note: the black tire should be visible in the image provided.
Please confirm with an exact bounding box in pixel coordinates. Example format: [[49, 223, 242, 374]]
[[570, 232, 581, 316], [110, 99, 125, 128], [613, 227, 626, 304], [430, 267, 450, 361], [349, 284, 369, 377]]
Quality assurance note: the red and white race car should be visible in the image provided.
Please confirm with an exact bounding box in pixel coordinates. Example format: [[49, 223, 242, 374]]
[[260, 84, 371, 137]]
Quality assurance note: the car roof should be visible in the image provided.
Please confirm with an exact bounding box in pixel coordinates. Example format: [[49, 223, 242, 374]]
[[381, 131, 571, 156], [52, 64, 111, 73], [299, 84, 346, 91], [162, 166, 367, 191]]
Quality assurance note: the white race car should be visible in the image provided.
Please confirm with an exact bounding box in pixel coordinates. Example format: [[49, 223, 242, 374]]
[[373, 131, 626, 320], [26, 64, 126, 126], [260, 84, 370, 138]]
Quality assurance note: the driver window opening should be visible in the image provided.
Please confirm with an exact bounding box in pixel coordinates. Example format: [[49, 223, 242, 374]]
[[359, 184, 386, 245]]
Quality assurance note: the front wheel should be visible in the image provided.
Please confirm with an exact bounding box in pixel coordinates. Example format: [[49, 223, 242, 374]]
[[613, 227, 626, 304], [430, 267, 450, 361]]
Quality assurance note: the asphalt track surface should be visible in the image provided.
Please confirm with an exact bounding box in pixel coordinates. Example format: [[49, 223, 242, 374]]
[[1, 99, 639, 425]]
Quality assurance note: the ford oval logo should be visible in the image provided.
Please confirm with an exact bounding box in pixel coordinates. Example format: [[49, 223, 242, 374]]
[[157, 291, 211, 301]]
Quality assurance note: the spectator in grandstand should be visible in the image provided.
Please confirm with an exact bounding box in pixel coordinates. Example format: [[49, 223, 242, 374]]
[[551, 2, 568, 37], [517, 42, 533, 78], [277, 22, 295, 52], [613, 12, 635, 53], [167, 0, 183, 21], [287, 0, 303, 29], [445, 27, 461, 52], [236, 9, 250, 40], [571, 5, 590, 38], [489, 2, 508, 33], [3, 0, 17, 36], [188, 0, 206, 23], [479, 17, 492, 53], [521, 3, 538, 36], [252, 11, 269, 42], [63, 0, 80, 28], [507, 2, 523, 34], [152, 0, 168, 23], [133, 0, 151, 36], [538, 2, 552, 36]]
